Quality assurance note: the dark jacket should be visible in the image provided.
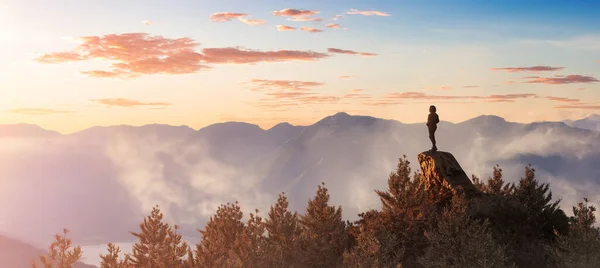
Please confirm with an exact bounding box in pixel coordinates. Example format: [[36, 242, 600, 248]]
[[427, 113, 439, 127]]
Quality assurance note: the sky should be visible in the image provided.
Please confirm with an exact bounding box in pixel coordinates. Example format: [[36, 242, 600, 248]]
[[1, 0, 599, 134]]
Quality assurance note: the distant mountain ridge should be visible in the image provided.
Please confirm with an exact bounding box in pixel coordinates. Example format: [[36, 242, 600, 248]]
[[0, 113, 598, 136], [0, 112, 599, 253]]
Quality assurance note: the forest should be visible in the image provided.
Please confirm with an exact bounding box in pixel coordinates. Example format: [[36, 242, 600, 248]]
[[31, 156, 600, 268]]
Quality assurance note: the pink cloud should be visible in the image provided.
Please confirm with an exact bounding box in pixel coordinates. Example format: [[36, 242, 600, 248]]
[[546, 96, 580, 103], [35, 52, 87, 63], [287, 17, 323, 22], [524, 75, 600, 84], [327, 48, 377, 56], [247, 79, 324, 91], [92, 98, 171, 107], [238, 17, 266, 25], [202, 47, 329, 64], [346, 9, 390, 16], [209, 12, 248, 22], [339, 75, 354, 79], [80, 70, 127, 78], [245, 79, 341, 110], [491, 66, 565, 73], [276, 25, 296, 31], [34, 33, 331, 78], [332, 15, 344, 21], [273, 8, 319, 17], [365, 92, 538, 106], [7, 108, 73, 115], [300, 27, 323, 33], [326, 23, 342, 29]]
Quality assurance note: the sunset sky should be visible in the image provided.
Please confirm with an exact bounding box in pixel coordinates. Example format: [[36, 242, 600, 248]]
[[1, 0, 599, 134]]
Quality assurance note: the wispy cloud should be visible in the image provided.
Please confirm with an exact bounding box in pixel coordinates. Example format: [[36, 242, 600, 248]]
[[238, 17, 266, 25], [209, 12, 248, 22], [300, 27, 323, 33], [462, 85, 480, 88], [346, 9, 390, 17], [7, 108, 73, 115], [287, 17, 323, 22], [332, 15, 344, 21], [556, 104, 600, 110], [546, 96, 581, 103], [273, 8, 319, 17], [202, 47, 329, 63], [244, 79, 340, 110], [364, 92, 538, 106], [34, 33, 331, 77], [342, 89, 371, 100], [326, 23, 342, 29], [142, 20, 152, 26], [276, 25, 296, 31], [327, 48, 377, 56], [491, 66, 565, 73], [524, 75, 600, 84], [339, 75, 355, 79], [209, 12, 266, 26], [544, 96, 600, 110], [91, 98, 172, 108]]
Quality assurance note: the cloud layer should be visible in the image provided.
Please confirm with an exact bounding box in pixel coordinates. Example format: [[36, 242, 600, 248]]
[[346, 9, 390, 16], [524, 75, 600, 84], [491, 66, 565, 72], [92, 98, 172, 108], [327, 48, 377, 56], [35, 33, 332, 77]]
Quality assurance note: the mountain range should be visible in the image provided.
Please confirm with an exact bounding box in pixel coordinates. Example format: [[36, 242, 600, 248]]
[[1, 112, 599, 253]]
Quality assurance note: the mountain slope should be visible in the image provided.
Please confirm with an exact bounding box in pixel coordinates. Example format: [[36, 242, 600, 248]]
[[0, 235, 96, 268]]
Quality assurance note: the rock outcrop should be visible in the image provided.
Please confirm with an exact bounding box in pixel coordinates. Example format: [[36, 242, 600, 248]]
[[417, 150, 481, 198], [417, 150, 528, 225]]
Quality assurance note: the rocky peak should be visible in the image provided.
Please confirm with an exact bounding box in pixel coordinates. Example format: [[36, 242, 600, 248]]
[[417, 150, 481, 198]]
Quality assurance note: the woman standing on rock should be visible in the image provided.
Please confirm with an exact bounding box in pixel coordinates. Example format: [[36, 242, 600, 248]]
[[427, 105, 439, 151]]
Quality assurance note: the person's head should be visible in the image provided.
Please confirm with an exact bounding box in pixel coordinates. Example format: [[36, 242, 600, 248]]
[[429, 105, 436, 113]]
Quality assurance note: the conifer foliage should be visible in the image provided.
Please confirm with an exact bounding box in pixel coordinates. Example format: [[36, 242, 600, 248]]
[[298, 182, 348, 268], [31, 229, 83, 268], [129, 205, 189, 268], [35, 157, 600, 268], [263, 193, 302, 267]]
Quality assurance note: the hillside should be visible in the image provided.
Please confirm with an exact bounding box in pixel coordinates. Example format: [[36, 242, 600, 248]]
[[0, 235, 96, 268]]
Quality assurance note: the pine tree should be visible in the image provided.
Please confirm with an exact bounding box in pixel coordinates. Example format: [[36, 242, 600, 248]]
[[31, 229, 83, 268], [343, 223, 382, 268], [298, 182, 348, 268], [552, 198, 600, 267], [129, 205, 189, 268], [510, 165, 569, 267], [263, 192, 302, 267], [472, 165, 514, 196], [372, 156, 433, 267], [195, 201, 245, 267], [418, 195, 515, 268], [234, 209, 268, 267], [99, 243, 131, 268]]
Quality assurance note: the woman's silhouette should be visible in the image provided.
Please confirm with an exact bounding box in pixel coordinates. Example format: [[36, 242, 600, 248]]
[[426, 105, 439, 151]]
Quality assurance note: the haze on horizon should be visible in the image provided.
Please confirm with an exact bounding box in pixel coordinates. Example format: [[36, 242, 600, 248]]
[[0, 0, 599, 134]]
